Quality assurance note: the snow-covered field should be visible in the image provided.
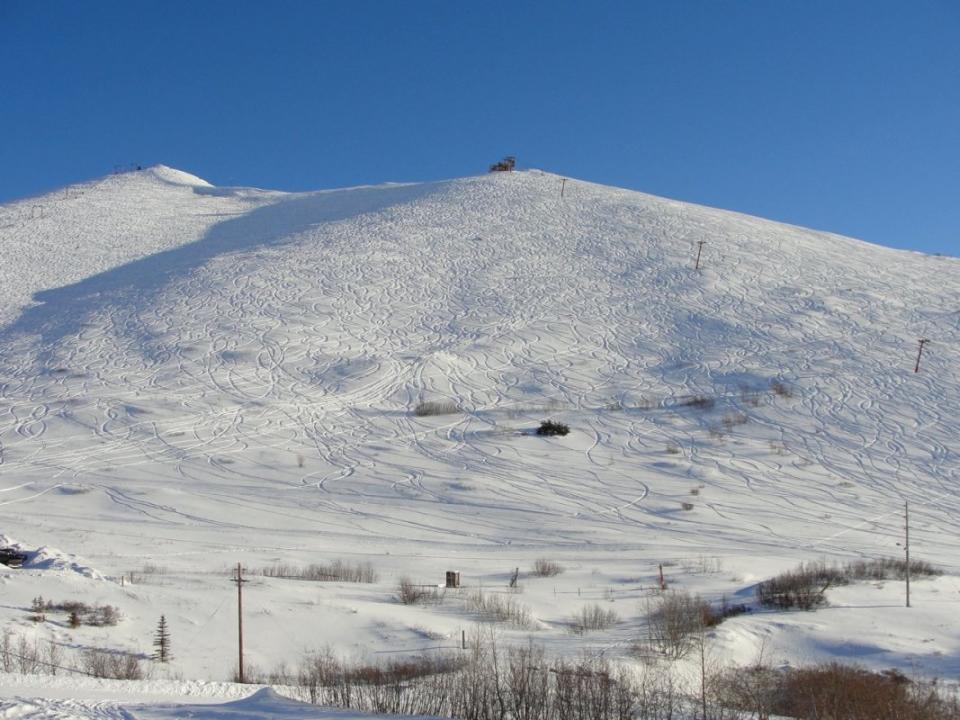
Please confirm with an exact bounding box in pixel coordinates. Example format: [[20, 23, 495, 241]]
[[0, 166, 957, 716]]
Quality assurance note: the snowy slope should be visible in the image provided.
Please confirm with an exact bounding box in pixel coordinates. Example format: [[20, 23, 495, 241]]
[[0, 166, 958, 696]]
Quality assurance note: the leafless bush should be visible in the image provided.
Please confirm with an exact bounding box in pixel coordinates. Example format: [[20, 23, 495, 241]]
[[414, 400, 461, 417], [721, 412, 748, 429], [0, 628, 142, 680], [46, 640, 63, 675], [1, 630, 13, 673], [680, 395, 715, 410], [645, 590, 713, 659], [80, 647, 144, 679], [88, 605, 121, 626], [467, 590, 536, 628], [397, 577, 440, 605], [770, 380, 793, 398], [532, 558, 564, 577], [260, 559, 377, 583], [665, 444, 681, 454], [280, 636, 650, 720], [27, 599, 120, 626], [689, 487, 700, 495], [681, 502, 695, 511], [17, 635, 41, 673], [758, 558, 938, 610], [680, 556, 723, 574], [842, 556, 939, 580], [720, 662, 960, 720], [757, 561, 837, 610], [30, 596, 47, 622], [571, 603, 619, 634]]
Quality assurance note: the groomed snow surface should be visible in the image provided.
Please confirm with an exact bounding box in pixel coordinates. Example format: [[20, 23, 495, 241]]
[[0, 166, 958, 717]]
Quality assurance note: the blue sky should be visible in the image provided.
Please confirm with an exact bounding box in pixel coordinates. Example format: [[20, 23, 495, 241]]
[[2, 1, 958, 255]]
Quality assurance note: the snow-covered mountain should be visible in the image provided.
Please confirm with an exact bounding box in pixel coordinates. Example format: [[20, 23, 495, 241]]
[[0, 166, 958, 693]]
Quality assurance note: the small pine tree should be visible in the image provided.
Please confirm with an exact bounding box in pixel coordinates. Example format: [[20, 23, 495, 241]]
[[30, 596, 47, 622], [152, 615, 172, 663], [68, 610, 81, 628]]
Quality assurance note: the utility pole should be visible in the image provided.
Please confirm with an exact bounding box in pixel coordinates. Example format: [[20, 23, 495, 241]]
[[560, 178, 567, 199], [914, 338, 929, 373], [694, 240, 706, 271], [905, 501, 911, 608], [232, 562, 246, 682]]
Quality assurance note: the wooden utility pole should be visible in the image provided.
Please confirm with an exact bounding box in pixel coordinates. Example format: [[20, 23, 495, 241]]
[[233, 562, 246, 682], [914, 338, 929, 373], [694, 240, 706, 271], [905, 501, 911, 608], [560, 178, 567, 198]]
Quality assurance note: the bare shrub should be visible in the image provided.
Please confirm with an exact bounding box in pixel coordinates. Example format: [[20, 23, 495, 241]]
[[531, 558, 564, 577], [665, 444, 681, 455], [30, 596, 46, 622], [80, 647, 144, 679], [842, 556, 939, 580], [720, 662, 960, 720], [17, 635, 41, 673], [397, 577, 440, 605], [46, 640, 63, 676], [721, 412, 748, 429], [757, 562, 836, 610], [0, 628, 144, 680], [414, 400, 461, 417], [689, 487, 699, 495], [680, 395, 715, 410], [715, 661, 781, 720], [467, 590, 535, 628], [536, 420, 570, 436], [571, 603, 619, 634], [260, 559, 377, 583], [282, 636, 649, 720], [645, 590, 713, 659], [1, 630, 14, 673], [30, 599, 121, 626], [681, 502, 695, 511], [680, 556, 723, 575], [88, 605, 121, 627], [758, 557, 937, 611], [770, 380, 793, 398]]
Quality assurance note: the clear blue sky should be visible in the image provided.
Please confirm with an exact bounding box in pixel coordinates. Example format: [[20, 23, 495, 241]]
[[2, 1, 958, 255]]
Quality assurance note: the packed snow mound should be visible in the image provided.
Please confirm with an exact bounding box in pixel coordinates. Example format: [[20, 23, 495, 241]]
[[26, 545, 104, 579], [0, 535, 103, 578], [145, 164, 213, 187]]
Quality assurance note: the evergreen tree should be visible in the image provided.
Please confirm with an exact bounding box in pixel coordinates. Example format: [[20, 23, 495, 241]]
[[152, 615, 172, 663]]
